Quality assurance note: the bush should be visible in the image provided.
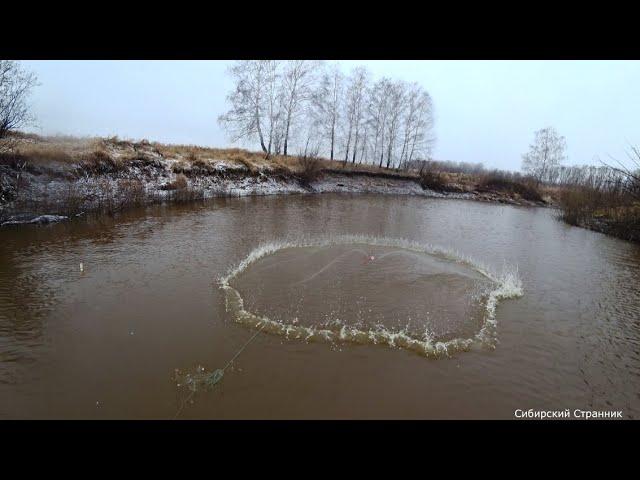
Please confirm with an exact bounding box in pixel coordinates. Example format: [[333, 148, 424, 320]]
[[297, 156, 322, 186], [419, 168, 447, 192], [479, 173, 543, 202], [558, 188, 587, 225], [558, 184, 640, 241]]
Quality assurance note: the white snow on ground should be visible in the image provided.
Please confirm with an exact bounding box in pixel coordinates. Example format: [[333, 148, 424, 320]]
[[210, 160, 248, 172], [314, 173, 428, 196], [1, 214, 68, 226], [0, 168, 487, 227], [2, 141, 535, 228]]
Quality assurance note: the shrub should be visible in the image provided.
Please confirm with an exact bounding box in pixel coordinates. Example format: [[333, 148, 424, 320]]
[[297, 156, 322, 186], [479, 173, 543, 202], [419, 167, 447, 192], [60, 183, 85, 216], [557, 183, 640, 240], [558, 188, 587, 225]]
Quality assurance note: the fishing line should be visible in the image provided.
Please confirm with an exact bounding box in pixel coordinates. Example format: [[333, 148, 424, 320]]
[[173, 322, 266, 419], [293, 248, 369, 285]]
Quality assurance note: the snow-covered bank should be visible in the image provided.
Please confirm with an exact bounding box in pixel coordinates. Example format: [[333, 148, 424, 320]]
[[0, 135, 546, 227], [0, 167, 543, 227]]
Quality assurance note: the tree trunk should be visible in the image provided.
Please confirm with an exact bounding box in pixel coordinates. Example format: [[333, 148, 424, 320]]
[[255, 105, 267, 153], [330, 121, 335, 161], [283, 116, 291, 156], [352, 128, 359, 164], [344, 125, 352, 165]]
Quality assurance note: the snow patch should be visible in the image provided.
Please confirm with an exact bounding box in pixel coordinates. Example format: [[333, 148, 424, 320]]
[[1, 214, 68, 226]]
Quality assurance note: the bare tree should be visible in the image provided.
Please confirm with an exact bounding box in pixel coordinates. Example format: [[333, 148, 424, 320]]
[[522, 126, 567, 184], [345, 67, 369, 164], [0, 61, 38, 150], [366, 78, 392, 168], [280, 60, 318, 156], [263, 60, 282, 157], [406, 90, 435, 166], [384, 80, 406, 169], [218, 60, 271, 154], [219, 61, 435, 170], [311, 63, 343, 161], [399, 83, 434, 168]]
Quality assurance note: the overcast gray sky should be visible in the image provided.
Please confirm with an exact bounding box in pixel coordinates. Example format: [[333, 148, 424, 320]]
[[22, 60, 640, 171]]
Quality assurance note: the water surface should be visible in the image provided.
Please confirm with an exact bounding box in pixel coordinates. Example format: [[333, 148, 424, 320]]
[[1, 194, 639, 419]]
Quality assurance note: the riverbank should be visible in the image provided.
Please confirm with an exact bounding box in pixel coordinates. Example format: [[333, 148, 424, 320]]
[[0, 134, 547, 226], [565, 213, 640, 244]]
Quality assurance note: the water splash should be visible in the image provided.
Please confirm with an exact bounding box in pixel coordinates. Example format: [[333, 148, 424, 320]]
[[219, 235, 523, 359]]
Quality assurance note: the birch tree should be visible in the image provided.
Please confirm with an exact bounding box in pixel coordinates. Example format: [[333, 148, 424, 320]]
[[365, 78, 392, 168], [399, 83, 422, 167], [344, 67, 369, 164], [311, 63, 342, 160], [280, 60, 318, 156], [405, 89, 435, 166], [384, 80, 406, 168], [218, 60, 271, 153], [522, 127, 567, 184], [219, 61, 435, 169], [263, 60, 282, 157]]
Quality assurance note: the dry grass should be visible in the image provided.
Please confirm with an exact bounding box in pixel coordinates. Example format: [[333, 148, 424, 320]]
[[78, 149, 125, 176], [161, 174, 205, 203], [1, 132, 559, 226], [478, 172, 543, 202], [162, 173, 188, 191], [4, 133, 431, 182]]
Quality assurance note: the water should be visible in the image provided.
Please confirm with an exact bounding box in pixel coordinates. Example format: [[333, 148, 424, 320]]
[[1, 194, 639, 419]]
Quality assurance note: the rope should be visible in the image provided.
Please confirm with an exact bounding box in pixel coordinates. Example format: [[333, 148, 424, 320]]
[[173, 322, 266, 419], [293, 248, 369, 285], [222, 321, 266, 372]]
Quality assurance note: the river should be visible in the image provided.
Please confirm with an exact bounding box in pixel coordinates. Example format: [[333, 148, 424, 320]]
[[1, 194, 639, 419]]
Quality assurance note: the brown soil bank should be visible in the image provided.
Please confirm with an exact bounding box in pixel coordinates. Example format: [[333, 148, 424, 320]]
[[1, 134, 547, 226]]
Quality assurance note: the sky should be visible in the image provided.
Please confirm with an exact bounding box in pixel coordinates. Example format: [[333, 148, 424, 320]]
[[21, 60, 640, 171]]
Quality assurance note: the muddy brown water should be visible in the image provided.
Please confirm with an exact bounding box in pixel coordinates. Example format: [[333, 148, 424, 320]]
[[1, 194, 639, 419]]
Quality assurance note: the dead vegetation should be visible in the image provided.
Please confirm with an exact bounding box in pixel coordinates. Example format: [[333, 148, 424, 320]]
[[554, 154, 640, 242], [296, 155, 323, 187], [1, 133, 429, 184], [419, 167, 448, 192], [1, 132, 557, 227], [477, 172, 543, 202], [78, 149, 125, 176], [162, 173, 188, 191]]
